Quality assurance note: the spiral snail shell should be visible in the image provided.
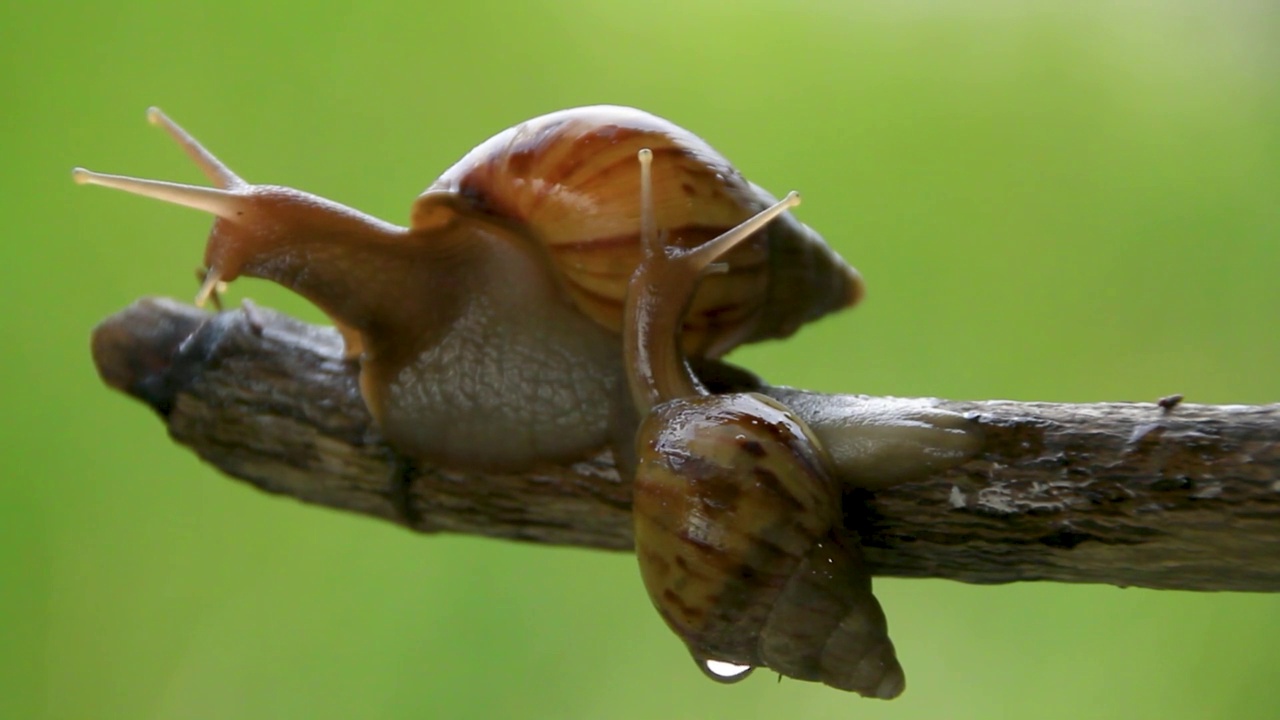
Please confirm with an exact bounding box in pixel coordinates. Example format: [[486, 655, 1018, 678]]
[[423, 106, 862, 357], [71, 105, 859, 472], [626, 149, 904, 697]]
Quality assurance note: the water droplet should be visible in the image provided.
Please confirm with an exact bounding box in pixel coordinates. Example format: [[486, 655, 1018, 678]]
[[699, 658, 754, 683]]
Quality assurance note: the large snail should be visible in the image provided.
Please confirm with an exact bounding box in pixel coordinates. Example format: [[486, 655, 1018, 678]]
[[626, 149, 904, 697], [73, 106, 861, 471]]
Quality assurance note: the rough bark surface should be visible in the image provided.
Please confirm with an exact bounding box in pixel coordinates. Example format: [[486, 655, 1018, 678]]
[[92, 298, 1280, 592]]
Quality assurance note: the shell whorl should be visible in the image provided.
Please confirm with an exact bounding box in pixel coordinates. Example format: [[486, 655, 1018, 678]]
[[632, 392, 904, 698], [413, 105, 861, 358]]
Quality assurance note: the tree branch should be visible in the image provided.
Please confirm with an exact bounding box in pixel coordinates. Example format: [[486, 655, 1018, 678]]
[[92, 298, 1280, 592]]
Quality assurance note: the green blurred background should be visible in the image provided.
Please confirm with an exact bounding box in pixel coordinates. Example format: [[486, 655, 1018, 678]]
[[4, 1, 1278, 718]]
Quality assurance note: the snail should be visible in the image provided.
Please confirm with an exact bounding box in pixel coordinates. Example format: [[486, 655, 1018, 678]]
[[626, 149, 905, 697], [72, 106, 861, 471]]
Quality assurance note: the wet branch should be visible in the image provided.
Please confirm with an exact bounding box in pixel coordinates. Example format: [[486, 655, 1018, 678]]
[[91, 298, 1280, 592]]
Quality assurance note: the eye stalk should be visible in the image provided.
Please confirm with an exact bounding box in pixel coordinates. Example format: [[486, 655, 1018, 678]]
[[625, 146, 800, 416], [72, 108, 253, 307], [72, 107, 404, 308], [73, 167, 239, 307]]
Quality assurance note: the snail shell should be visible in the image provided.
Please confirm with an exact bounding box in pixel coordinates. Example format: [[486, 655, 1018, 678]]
[[416, 106, 861, 358], [632, 394, 905, 698]]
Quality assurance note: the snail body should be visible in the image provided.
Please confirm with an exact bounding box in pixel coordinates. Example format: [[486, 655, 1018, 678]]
[[626, 150, 904, 697], [73, 106, 860, 471]]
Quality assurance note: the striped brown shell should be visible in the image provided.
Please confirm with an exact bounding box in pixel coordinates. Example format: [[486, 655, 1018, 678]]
[[632, 392, 905, 698], [410, 105, 861, 358]]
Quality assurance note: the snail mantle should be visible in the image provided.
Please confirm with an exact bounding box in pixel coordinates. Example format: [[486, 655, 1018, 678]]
[[92, 297, 1280, 593]]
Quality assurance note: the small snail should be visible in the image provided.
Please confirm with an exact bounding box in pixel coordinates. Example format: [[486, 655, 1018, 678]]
[[73, 106, 860, 471], [626, 149, 904, 697]]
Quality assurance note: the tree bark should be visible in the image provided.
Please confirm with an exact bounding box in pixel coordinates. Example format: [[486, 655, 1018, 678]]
[[91, 298, 1280, 592]]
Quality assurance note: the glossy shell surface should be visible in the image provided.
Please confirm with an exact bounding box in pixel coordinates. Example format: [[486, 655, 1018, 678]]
[[412, 105, 861, 357], [632, 391, 905, 697], [633, 392, 837, 658]]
